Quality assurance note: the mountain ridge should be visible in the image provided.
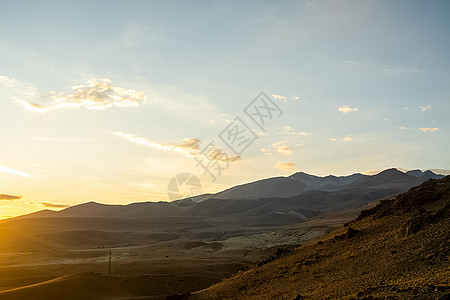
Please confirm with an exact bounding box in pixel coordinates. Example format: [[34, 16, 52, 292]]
[[5, 169, 444, 230]]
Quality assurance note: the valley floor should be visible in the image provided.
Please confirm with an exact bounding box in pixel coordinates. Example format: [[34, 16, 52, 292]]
[[0, 212, 356, 299]]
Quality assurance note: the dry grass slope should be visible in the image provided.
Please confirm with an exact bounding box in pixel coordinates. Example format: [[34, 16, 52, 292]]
[[192, 177, 450, 300]]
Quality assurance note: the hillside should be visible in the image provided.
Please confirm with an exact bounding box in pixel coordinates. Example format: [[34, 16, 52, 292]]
[[192, 176, 450, 299]]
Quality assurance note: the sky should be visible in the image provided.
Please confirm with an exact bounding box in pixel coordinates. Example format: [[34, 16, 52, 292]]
[[0, 0, 449, 218]]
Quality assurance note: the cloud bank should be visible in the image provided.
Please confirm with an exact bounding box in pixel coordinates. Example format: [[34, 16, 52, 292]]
[[0, 75, 18, 87], [18, 78, 147, 112], [114, 132, 240, 162]]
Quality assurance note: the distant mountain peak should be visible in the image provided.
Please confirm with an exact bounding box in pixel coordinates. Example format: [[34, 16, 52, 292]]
[[289, 171, 318, 178], [382, 167, 402, 172], [374, 168, 404, 176], [15, 168, 445, 220], [422, 170, 436, 175], [406, 169, 443, 179], [63, 201, 105, 209]]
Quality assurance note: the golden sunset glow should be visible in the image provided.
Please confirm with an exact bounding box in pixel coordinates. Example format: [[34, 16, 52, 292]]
[[0, 2, 449, 299], [0, 1, 448, 219]]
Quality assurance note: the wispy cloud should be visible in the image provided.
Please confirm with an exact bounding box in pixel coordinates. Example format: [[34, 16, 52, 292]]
[[329, 136, 353, 142], [18, 78, 147, 112], [275, 161, 296, 171], [345, 59, 359, 65], [0, 75, 18, 87], [40, 202, 69, 208], [418, 127, 439, 133], [279, 126, 311, 136], [345, 59, 360, 65], [0, 194, 22, 200], [272, 141, 292, 155], [114, 131, 200, 157], [338, 105, 359, 114], [272, 94, 302, 103], [0, 165, 32, 178], [203, 146, 241, 162], [20, 102, 48, 112], [256, 131, 269, 137], [419, 105, 432, 111], [260, 148, 272, 156], [114, 131, 240, 162], [342, 136, 352, 142]]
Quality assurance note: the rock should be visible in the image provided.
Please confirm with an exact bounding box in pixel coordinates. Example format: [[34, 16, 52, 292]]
[[335, 227, 359, 240], [346, 227, 359, 238]]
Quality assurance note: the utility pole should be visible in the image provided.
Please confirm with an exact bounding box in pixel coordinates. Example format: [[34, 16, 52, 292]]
[[108, 249, 112, 275]]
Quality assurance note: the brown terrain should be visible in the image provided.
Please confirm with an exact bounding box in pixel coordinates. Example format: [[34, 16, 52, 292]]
[[0, 170, 447, 299], [192, 176, 450, 299]]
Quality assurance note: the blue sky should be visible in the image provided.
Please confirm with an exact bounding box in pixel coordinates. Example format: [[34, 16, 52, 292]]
[[0, 0, 449, 217]]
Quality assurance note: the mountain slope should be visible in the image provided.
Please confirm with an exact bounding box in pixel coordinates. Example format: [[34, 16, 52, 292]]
[[193, 176, 450, 299], [208, 168, 443, 200], [14, 169, 442, 221], [3, 169, 443, 241], [208, 172, 366, 200]]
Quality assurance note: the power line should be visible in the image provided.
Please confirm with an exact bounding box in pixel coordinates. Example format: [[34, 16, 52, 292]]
[[108, 249, 112, 275]]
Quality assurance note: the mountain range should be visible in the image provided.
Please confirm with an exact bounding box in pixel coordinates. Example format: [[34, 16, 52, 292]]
[[205, 168, 443, 200], [0, 168, 447, 299], [6, 168, 443, 238]]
